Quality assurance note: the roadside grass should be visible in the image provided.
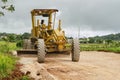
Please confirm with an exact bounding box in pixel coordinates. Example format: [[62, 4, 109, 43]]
[[0, 41, 24, 79], [101, 47, 120, 53], [0, 54, 17, 79], [0, 41, 19, 53], [80, 43, 120, 53], [0, 41, 32, 80], [21, 75, 31, 80], [80, 43, 106, 51], [0, 41, 17, 79]]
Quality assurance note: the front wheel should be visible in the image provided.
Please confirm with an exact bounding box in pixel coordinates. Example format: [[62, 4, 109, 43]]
[[71, 38, 80, 62], [37, 39, 46, 63]]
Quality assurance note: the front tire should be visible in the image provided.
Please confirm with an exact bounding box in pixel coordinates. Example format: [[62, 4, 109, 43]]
[[71, 38, 80, 62], [37, 39, 46, 63]]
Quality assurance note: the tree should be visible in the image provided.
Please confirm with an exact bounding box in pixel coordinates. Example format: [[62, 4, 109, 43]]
[[88, 38, 95, 43], [105, 39, 113, 44], [7, 33, 16, 42], [96, 39, 103, 44], [0, 0, 15, 16], [22, 32, 31, 39]]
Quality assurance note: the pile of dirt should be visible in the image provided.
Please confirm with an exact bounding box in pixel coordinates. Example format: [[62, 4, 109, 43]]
[[20, 61, 56, 80]]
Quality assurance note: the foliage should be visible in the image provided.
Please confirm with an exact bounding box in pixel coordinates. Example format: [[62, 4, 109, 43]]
[[0, 41, 18, 53], [7, 33, 17, 42], [88, 33, 120, 41], [80, 42, 120, 53], [0, 54, 16, 79], [0, 41, 17, 79], [0, 32, 30, 42], [88, 38, 95, 43], [1, 0, 8, 3], [0, 32, 30, 49], [20, 75, 30, 80], [0, 0, 15, 16], [80, 43, 106, 51], [105, 39, 113, 44], [16, 40, 23, 47], [0, 41, 31, 79], [0, 42, 10, 53], [22, 32, 31, 39], [80, 33, 120, 45]]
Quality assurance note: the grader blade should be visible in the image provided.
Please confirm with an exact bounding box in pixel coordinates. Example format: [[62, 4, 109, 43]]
[[17, 49, 37, 56]]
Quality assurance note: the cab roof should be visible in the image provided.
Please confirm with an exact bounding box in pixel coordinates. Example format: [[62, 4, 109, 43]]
[[31, 9, 58, 16]]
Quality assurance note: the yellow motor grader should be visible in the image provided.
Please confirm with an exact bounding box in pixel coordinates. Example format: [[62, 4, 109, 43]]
[[17, 9, 80, 63]]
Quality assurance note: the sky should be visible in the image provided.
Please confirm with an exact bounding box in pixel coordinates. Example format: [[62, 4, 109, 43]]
[[0, 0, 120, 38]]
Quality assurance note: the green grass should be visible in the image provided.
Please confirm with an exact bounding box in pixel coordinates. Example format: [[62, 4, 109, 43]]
[[0, 41, 18, 79], [20, 75, 31, 80], [80, 43, 106, 51], [0, 41, 19, 53], [80, 43, 120, 53], [100, 47, 120, 53], [0, 54, 17, 79], [0, 41, 31, 79]]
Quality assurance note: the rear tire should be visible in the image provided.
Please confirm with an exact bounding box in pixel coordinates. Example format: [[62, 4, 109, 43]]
[[23, 39, 31, 49], [68, 39, 73, 44], [65, 39, 73, 55], [37, 39, 46, 63], [71, 38, 80, 62]]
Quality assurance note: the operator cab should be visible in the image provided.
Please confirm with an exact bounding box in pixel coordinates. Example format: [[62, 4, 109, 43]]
[[31, 9, 58, 30]]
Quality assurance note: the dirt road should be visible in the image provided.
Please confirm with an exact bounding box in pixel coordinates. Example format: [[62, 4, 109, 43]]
[[19, 51, 120, 80]]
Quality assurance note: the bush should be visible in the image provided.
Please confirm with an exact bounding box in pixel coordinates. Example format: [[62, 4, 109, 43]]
[[16, 40, 23, 47], [0, 43, 10, 53], [0, 41, 18, 53]]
